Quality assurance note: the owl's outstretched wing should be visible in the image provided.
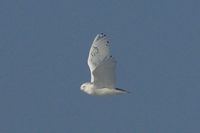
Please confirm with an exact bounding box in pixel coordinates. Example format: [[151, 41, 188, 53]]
[[87, 33, 116, 87], [92, 56, 116, 88]]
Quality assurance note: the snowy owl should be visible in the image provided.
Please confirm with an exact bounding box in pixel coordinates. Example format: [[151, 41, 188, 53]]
[[80, 33, 128, 96]]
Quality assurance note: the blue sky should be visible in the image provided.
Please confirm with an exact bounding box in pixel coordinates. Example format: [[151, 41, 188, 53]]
[[0, 0, 200, 132]]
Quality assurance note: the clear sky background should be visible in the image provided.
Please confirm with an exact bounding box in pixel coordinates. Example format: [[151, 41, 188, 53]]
[[0, 0, 200, 133]]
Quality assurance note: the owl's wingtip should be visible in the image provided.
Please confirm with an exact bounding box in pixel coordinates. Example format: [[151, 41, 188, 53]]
[[115, 88, 130, 94]]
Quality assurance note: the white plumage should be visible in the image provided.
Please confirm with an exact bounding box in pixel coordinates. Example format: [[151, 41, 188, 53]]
[[80, 33, 128, 96]]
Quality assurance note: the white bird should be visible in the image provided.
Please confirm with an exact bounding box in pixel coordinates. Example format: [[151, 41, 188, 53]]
[[80, 33, 128, 96]]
